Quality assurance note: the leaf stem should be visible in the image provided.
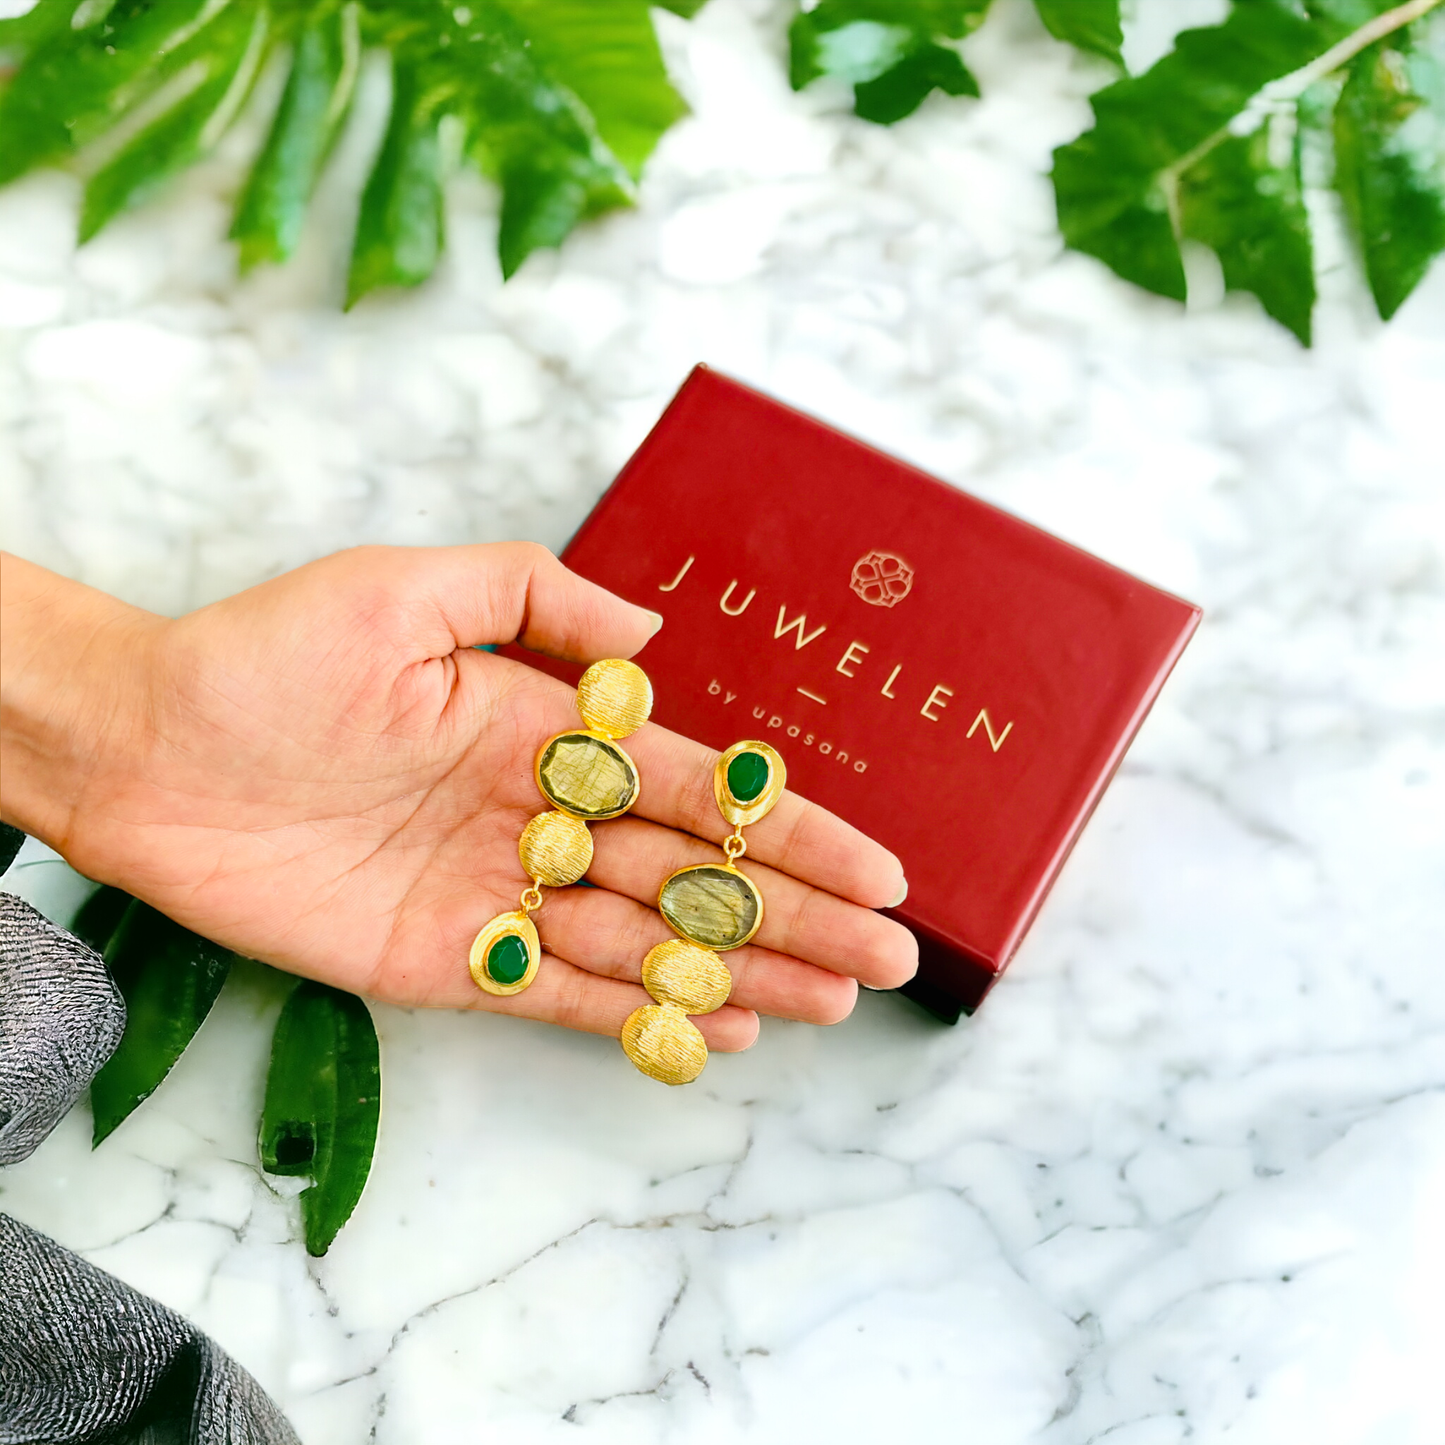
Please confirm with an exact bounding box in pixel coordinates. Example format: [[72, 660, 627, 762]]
[[1159, 0, 1443, 234], [1266, 0, 1443, 103]]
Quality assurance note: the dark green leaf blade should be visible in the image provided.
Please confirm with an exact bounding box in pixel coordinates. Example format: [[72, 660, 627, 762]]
[[90, 900, 233, 1145], [232, 4, 359, 270], [0, 0, 232, 188], [1180, 123, 1316, 343], [260, 981, 380, 1257], [70, 884, 134, 955], [495, 150, 630, 280], [345, 58, 443, 304], [1334, 28, 1445, 320], [439, 3, 636, 280], [788, 0, 990, 122], [494, 0, 688, 180], [0, 0, 76, 52], [1033, 0, 1123, 67], [854, 39, 978, 123], [79, 3, 268, 244], [1052, 0, 1338, 311]]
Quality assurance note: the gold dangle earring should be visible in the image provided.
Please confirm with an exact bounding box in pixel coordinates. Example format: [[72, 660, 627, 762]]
[[470, 659, 652, 996], [621, 740, 786, 1084]]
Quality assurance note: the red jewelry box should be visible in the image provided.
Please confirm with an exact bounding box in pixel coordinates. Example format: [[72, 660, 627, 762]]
[[502, 367, 1200, 1021]]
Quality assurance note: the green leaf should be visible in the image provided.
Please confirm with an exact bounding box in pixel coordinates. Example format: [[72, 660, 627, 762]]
[[1052, 0, 1445, 338], [789, 0, 989, 122], [492, 0, 688, 179], [79, 3, 271, 241], [90, 900, 233, 1146], [345, 56, 444, 302], [1179, 121, 1316, 343], [1334, 26, 1445, 319], [0, 0, 79, 53], [232, 2, 360, 269], [1, 0, 696, 292], [0, 0, 234, 188], [70, 883, 134, 955], [1032, 0, 1122, 67], [259, 981, 380, 1257], [1054, 1, 1334, 307]]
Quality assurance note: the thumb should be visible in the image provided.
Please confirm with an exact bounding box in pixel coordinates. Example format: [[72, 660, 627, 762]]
[[419, 542, 662, 663]]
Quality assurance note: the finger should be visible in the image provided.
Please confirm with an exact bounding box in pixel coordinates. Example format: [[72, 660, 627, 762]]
[[588, 817, 920, 990], [400, 541, 663, 663], [541, 885, 860, 1025], [464, 947, 761, 1052], [624, 725, 906, 910]]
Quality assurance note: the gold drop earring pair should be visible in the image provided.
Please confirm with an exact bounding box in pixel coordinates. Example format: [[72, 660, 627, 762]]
[[467, 658, 784, 1089]]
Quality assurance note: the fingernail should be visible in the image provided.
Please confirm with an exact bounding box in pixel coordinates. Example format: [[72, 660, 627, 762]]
[[886, 879, 908, 908], [644, 609, 664, 637]]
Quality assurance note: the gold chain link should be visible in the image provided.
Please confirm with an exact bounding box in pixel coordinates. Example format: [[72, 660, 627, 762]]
[[519, 884, 544, 915], [723, 830, 747, 863]]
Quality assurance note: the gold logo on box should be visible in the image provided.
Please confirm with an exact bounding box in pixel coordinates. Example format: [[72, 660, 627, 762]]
[[849, 550, 913, 608], [655, 551, 1015, 756]]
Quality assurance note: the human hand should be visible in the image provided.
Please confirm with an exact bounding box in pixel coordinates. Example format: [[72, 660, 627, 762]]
[[1, 547, 916, 1051]]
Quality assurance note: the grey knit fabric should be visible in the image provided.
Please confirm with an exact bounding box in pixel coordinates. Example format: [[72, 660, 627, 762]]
[[0, 895, 125, 1166], [0, 843, 298, 1444], [0, 1215, 297, 1445]]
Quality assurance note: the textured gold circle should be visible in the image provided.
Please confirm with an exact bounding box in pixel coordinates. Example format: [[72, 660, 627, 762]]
[[576, 658, 653, 740], [620, 1003, 709, 1085], [642, 938, 732, 1015], [518, 810, 593, 887]]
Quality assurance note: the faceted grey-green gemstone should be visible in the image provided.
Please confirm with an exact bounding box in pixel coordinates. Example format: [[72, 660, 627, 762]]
[[659, 865, 760, 951], [538, 732, 638, 819]]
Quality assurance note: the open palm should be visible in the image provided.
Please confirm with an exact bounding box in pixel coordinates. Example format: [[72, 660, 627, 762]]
[[54, 545, 915, 1051]]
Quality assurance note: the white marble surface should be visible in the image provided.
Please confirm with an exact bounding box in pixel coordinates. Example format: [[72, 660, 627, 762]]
[[4, 0, 1445, 1440]]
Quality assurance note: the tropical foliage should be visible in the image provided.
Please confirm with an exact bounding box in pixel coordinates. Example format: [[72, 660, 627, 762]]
[[2, 0, 1440, 335], [76, 885, 379, 1257]]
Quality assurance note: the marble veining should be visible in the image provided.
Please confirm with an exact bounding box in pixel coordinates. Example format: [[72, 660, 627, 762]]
[[2, 0, 1444, 1440]]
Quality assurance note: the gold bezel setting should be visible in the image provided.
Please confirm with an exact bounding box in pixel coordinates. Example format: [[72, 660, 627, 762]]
[[713, 740, 787, 828], [469, 911, 541, 996], [658, 862, 765, 951], [534, 729, 641, 821]]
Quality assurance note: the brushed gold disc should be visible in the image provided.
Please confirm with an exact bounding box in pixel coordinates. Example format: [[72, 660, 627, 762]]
[[576, 658, 653, 740], [641, 938, 732, 1014], [620, 1003, 709, 1085], [518, 809, 593, 887]]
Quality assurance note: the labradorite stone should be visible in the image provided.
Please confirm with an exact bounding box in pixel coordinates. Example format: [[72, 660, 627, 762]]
[[659, 866, 760, 951], [487, 932, 530, 986], [727, 750, 770, 803], [538, 732, 638, 818]]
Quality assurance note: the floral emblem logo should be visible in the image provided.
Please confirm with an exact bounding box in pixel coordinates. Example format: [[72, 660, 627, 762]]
[[849, 550, 914, 608]]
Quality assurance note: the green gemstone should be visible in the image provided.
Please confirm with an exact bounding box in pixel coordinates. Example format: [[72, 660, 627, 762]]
[[659, 865, 760, 951], [487, 932, 530, 986], [538, 732, 638, 819], [727, 750, 770, 804]]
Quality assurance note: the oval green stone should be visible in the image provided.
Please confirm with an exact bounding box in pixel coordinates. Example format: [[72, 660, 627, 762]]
[[538, 732, 638, 819], [659, 865, 760, 951], [487, 932, 530, 986], [727, 750, 770, 804]]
